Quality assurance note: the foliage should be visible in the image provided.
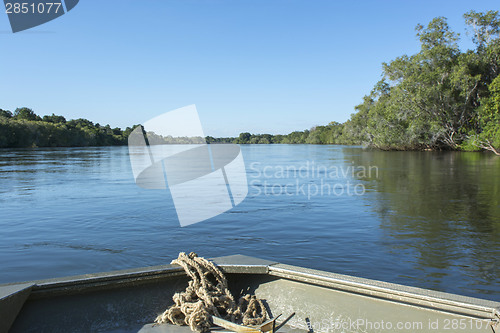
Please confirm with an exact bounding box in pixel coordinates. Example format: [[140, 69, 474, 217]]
[[212, 11, 499, 153], [339, 10, 500, 153], [42, 113, 66, 123], [462, 75, 500, 154], [0, 109, 139, 148], [14, 107, 42, 121], [0, 109, 13, 118], [1, 11, 498, 153]]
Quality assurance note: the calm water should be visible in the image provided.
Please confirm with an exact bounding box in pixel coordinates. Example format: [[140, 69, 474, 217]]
[[0, 145, 499, 301]]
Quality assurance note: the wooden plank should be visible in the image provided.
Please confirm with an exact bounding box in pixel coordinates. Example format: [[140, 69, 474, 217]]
[[212, 316, 262, 333]]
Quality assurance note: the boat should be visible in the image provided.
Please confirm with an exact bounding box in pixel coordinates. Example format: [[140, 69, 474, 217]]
[[1, 255, 499, 333]]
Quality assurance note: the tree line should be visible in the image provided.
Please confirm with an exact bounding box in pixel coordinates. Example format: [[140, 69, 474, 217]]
[[347, 10, 500, 155], [1, 11, 499, 154], [0, 107, 138, 148], [213, 10, 500, 155]]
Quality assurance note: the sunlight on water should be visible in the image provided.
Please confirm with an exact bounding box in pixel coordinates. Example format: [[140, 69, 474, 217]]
[[0, 145, 498, 301]]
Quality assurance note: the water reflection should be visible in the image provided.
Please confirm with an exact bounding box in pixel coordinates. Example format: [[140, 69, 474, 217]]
[[0, 147, 124, 196], [0, 145, 498, 300], [348, 148, 500, 295]]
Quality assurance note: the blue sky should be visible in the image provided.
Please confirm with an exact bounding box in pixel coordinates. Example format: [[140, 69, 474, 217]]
[[0, 1, 498, 137]]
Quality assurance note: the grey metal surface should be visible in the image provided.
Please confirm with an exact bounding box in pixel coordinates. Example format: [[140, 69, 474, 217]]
[[27, 265, 185, 299], [4, 255, 500, 333], [106, 322, 305, 333], [268, 263, 500, 320], [0, 282, 33, 300], [6, 255, 272, 300], [0, 283, 33, 333], [251, 274, 498, 333], [10, 274, 189, 332], [6, 255, 275, 332], [212, 255, 278, 274]]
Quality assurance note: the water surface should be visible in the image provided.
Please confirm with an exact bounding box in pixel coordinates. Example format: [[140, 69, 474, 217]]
[[0, 145, 498, 301]]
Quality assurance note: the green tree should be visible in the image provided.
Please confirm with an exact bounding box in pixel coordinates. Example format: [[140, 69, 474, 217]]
[[467, 75, 500, 154], [238, 132, 251, 144], [0, 109, 13, 118], [348, 12, 500, 152], [42, 113, 67, 123], [464, 10, 500, 49], [14, 107, 41, 121]]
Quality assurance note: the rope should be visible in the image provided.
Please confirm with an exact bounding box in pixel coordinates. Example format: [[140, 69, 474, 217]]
[[155, 252, 267, 332]]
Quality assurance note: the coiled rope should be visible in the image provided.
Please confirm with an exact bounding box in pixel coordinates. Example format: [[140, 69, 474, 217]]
[[155, 252, 267, 332]]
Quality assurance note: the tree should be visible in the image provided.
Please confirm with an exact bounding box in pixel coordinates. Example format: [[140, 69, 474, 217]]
[[42, 113, 67, 123], [13, 107, 41, 121], [351, 13, 499, 151], [386, 17, 465, 149], [0, 109, 13, 118], [238, 132, 251, 144], [464, 10, 500, 49], [468, 75, 500, 154], [67, 118, 94, 129]]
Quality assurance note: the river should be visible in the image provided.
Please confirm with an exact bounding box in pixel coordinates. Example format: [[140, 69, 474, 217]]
[[0, 145, 498, 301]]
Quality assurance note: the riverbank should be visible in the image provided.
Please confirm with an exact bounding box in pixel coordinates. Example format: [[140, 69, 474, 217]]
[[1, 105, 498, 155]]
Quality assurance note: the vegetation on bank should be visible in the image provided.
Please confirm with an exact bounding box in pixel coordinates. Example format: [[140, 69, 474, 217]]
[[0, 108, 137, 148], [219, 10, 500, 155], [1, 11, 499, 154], [348, 10, 500, 154]]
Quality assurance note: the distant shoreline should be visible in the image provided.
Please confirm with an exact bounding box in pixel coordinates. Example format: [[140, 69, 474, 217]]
[[0, 115, 497, 154], [0, 114, 496, 153]]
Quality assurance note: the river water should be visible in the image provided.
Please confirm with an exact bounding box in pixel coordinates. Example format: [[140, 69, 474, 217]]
[[0, 145, 498, 301]]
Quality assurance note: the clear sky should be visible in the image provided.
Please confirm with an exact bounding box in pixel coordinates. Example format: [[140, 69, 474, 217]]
[[1, 0, 498, 137]]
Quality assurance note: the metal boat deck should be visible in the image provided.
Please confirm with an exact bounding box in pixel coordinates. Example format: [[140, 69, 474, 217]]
[[1, 255, 499, 333]]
